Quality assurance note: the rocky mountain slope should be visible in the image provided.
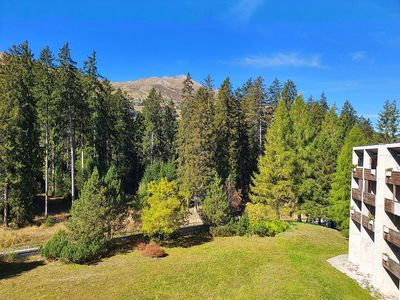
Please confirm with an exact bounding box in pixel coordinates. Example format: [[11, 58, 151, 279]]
[[111, 75, 202, 108]]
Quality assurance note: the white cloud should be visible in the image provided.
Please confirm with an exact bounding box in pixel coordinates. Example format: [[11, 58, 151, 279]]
[[238, 53, 322, 68], [351, 51, 367, 61], [228, 0, 264, 25]]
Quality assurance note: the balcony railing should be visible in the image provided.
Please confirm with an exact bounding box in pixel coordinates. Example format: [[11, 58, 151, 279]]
[[384, 198, 400, 216], [352, 188, 362, 201], [384, 227, 400, 248], [350, 210, 361, 224], [386, 170, 400, 186], [361, 214, 374, 232], [364, 168, 376, 181], [353, 168, 363, 179], [363, 192, 376, 206], [383, 256, 400, 279]]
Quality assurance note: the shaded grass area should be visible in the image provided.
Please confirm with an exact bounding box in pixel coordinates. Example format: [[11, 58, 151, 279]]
[[0, 223, 372, 300]]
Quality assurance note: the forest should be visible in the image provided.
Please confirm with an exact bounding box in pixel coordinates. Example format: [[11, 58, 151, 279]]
[[0, 41, 399, 262]]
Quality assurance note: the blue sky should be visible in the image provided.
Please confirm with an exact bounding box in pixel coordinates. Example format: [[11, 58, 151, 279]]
[[1, 0, 400, 123]]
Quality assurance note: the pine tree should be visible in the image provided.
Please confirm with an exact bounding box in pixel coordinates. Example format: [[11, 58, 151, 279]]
[[250, 99, 296, 219], [310, 106, 342, 220], [214, 77, 240, 183], [35, 46, 56, 216], [281, 79, 297, 108], [329, 125, 367, 235], [0, 42, 40, 226], [340, 100, 358, 141], [178, 85, 217, 203], [377, 99, 400, 142], [201, 175, 230, 226], [54, 43, 84, 201], [290, 96, 317, 215]]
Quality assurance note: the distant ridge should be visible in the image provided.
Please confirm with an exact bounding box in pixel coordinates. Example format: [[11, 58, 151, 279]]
[[111, 75, 202, 108]]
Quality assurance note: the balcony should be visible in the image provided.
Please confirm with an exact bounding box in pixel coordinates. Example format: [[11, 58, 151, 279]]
[[385, 198, 400, 216], [384, 226, 400, 248], [350, 210, 361, 224], [361, 214, 374, 232], [363, 192, 376, 206], [364, 168, 376, 181], [352, 188, 362, 201], [386, 170, 400, 186], [383, 255, 400, 279], [352, 167, 363, 179]]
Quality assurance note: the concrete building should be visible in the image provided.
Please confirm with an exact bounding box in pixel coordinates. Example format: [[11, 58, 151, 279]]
[[349, 143, 400, 298]]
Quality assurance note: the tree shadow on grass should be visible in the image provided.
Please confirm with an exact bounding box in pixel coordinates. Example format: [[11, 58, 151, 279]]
[[0, 260, 45, 280], [161, 225, 213, 248]]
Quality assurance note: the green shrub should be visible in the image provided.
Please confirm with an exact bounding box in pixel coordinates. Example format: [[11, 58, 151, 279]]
[[248, 220, 289, 237], [59, 239, 105, 264], [210, 222, 236, 237], [41, 230, 69, 259], [234, 214, 249, 236], [43, 216, 56, 227]]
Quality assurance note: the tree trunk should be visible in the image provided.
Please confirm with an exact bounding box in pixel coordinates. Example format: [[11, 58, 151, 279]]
[[45, 125, 49, 217], [70, 130, 76, 201], [3, 183, 8, 228], [81, 149, 84, 170], [51, 140, 56, 196]]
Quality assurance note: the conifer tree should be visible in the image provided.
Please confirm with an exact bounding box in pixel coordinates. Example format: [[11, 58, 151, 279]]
[[310, 106, 342, 219], [329, 125, 367, 235], [377, 99, 400, 142], [178, 85, 217, 204], [201, 175, 230, 226], [214, 77, 240, 182], [281, 79, 297, 108], [250, 99, 296, 219], [35, 46, 56, 216], [340, 100, 358, 141], [290, 96, 317, 215], [54, 43, 83, 201], [0, 42, 40, 226]]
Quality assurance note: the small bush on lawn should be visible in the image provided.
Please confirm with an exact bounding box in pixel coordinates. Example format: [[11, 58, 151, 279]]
[[134, 241, 146, 251], [248, 220, 289, 237], [41, 230, 105, 263], [210, 215, 289, 237], [210, 222, 236, 237], [41, 230, 69, 259], [141, 242, 166, 258]]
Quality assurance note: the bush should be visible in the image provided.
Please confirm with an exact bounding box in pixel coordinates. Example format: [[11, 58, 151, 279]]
[[59, 239, 105, 264], [43, 216, 56, 227], [210, 215, 289, 238], [41, 230, 105, 264], [141, 179, 185, 238], [210, 222, 236, 237], [201, 176, 231, 226], [248, 220, 289, 237], [141, 242, 166, 258], [134, 241, 146, 251], [41, 230, 69, 260], [245, 203, 276, 224]]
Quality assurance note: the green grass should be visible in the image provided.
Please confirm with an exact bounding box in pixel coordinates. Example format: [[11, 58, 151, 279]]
[[0, 223, 372, 300]]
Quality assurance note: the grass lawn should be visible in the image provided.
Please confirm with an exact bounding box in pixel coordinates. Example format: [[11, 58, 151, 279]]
[[0, 223, 372, 300]]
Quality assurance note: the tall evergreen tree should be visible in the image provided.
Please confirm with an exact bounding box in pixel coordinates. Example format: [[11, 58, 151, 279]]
[[339, 100, 358, 141], [376, 99, 400, 143], [290, 96, 317, 216], [214, 77, 240, 183], [178, 85, 217, 204], [0, 41, 40, 226], [281, 79, 297, 108], [329, 125, 367, 235], [35, 46, 56, 216], [54, 43, 83, 201], [250, 99, 296, 218]]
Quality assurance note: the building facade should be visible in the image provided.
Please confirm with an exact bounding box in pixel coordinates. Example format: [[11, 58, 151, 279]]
[[349, 143, 400, 298]]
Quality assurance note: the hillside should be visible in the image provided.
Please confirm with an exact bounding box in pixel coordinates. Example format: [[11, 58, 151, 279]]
[[0, 224, 372, 299], [111, 75, 202, 108]]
